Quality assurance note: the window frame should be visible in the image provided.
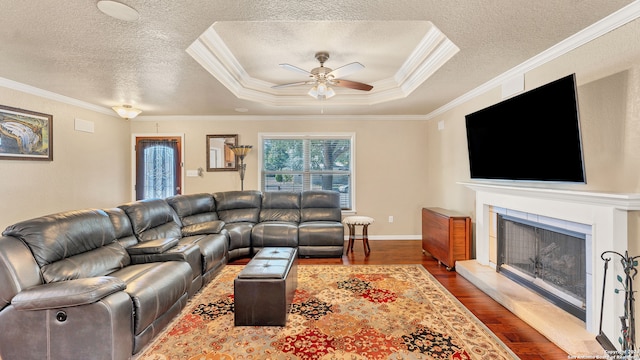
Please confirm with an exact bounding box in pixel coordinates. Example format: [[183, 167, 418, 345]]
[[258, 132, 356, 213]]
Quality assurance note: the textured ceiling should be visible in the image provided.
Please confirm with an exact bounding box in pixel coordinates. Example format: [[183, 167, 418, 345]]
[[0, 1, 636, 117]]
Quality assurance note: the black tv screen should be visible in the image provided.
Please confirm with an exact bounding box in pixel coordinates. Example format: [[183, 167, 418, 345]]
[[465, 74, 586, 183]]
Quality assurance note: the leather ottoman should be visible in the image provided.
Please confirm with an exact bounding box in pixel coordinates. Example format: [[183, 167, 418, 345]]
[[234, 247, 297, 326]]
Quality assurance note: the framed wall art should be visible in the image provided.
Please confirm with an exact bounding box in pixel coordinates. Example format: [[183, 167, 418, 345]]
[[0, 105, 53, 161]]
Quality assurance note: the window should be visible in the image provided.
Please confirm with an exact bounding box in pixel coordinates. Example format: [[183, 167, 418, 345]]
[[259, 133, 354, 210]]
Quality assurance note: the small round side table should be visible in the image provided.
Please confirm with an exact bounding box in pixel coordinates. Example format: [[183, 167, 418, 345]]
[[342, 216, 375, 256]]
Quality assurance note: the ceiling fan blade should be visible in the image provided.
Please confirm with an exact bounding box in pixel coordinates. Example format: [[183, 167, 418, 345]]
[[271, 81, 313, 89], [327, 62, 364, 79], [278, 63, 313, 77], [333, 79, 373, 91]]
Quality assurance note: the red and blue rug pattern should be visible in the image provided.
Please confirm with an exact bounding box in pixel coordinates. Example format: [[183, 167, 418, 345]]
[[136, 265, 516, 359]]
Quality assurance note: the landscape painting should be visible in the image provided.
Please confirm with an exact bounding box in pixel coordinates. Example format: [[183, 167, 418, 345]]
[[0, 105, 52, 161]]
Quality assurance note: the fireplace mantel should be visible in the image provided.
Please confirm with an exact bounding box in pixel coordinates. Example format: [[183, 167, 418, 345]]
[[458, 181, 640, 356], [460, 182, 640, 210]]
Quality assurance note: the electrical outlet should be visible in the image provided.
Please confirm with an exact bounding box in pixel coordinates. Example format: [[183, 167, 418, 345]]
[[388, 216, 394, 223]]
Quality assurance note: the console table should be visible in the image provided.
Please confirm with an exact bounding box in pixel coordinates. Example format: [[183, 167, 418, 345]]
[[421, 207, 472, 270]]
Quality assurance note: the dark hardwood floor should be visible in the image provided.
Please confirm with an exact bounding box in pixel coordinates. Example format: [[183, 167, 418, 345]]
[[229, 240, 569, 360]]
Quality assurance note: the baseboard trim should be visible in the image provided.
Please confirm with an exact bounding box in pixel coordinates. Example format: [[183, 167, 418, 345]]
[[343, 235, 421, 241]]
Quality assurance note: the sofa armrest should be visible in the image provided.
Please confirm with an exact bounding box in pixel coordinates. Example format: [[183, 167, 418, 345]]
[[129, 243, 200, 268], [126, 237, 180, 255], [11, 276, 126, 310], [182, 220, 225, 236]]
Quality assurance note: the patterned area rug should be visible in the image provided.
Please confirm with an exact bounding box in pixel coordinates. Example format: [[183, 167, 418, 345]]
[[136, 264, 518, 359]]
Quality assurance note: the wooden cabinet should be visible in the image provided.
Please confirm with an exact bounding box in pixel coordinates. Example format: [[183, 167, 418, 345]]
[[421, 207, 472, 271]]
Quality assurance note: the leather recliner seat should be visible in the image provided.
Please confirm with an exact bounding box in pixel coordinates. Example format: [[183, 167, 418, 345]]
[[0, 209, 192, 358], [118, 199, 204, 297], [166, 193, 229, 284], [251, 191, 301, 252], [298, 190, 345, 257], [213, 190, 262, 260]]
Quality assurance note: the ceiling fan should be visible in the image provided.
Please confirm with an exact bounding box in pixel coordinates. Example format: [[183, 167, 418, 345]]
[[272, 52, 373, 99]]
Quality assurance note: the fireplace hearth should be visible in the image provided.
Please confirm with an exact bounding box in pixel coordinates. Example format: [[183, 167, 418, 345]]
[[458, 182, 640, 356], [497, 214, 586, 320]]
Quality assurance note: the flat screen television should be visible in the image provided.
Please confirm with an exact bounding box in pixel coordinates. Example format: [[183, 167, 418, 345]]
[[464, 73, 586, 183]]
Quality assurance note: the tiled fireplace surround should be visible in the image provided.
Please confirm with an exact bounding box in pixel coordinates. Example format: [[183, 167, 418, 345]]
[[457, 182, 640, 356]]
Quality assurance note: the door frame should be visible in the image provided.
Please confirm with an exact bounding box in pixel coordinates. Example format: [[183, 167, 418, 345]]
[[131, 133, 185, 201]]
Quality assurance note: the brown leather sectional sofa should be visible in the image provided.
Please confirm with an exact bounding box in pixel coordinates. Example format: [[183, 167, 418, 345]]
[[0, 190, 343, 360]]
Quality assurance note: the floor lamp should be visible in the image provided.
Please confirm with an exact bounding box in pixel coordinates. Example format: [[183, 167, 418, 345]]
[[228, 145, 253, 191]]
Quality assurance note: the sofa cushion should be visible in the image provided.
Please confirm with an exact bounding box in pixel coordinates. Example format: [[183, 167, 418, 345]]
[[300, 191, 342, 222], [104, 208, 139, 248], [119, 199, 182, 241], [2, 210, 128, 282], [224, 223, 253, 261], [251, 222, 298, 248], [166, 193, 219, 226], [110, 261, 191, 336], [137, 222, 182, 241], [214, 191, 261, 224], [41, 243, 130, 283], [260, 191, 300, 223], [298, 222, 345, 246]]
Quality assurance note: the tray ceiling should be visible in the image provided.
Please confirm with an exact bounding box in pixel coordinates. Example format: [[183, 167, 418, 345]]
[[0, 1, 637, 117]]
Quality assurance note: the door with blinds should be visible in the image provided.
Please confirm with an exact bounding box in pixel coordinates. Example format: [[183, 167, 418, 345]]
[[135, 136, 182, 200]]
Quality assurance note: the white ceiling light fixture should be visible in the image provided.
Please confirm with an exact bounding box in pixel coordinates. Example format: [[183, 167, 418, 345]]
[[112, 105, 142, 120], [97, 1, 140, 22], [308, 81, 336, 100]]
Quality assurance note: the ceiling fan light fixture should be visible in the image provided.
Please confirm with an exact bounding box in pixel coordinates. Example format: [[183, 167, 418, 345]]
[[308, 82, 335, 100], [325, 87, 336, 99], [112, 104, 142, 119], [275, 51, 372, 101], [308, 86, 319, 99], [317, 82, 327, 95]]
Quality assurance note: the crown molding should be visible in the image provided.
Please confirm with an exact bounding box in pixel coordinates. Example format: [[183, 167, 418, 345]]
[[187, 21, 457, 107], [0, 76, 114, 116], [134, 114, 429, 122], [2, 2, 639, 120], [425, 0, 640, 120]]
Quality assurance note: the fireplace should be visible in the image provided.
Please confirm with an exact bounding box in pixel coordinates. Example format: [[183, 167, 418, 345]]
[[497, 214, 586, 321], [458, 182, 640, 356]]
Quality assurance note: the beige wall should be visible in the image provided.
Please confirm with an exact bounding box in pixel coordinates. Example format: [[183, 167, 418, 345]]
[[422, 19, 640, 324], [130, 118, 430, 237], [426, 19, 640, 248], [3, 18, 640, 242], [0, 87, 131, 230]]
